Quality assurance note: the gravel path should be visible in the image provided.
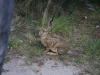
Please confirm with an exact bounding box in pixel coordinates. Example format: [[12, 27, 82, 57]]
[[2, 56, 82, 75]]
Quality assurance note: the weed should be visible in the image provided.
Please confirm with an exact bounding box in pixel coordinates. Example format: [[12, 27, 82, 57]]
[[58, 54, 68, 60], [84, 39, 100, 58], [5, 57, 10, 63], [23, 15, 32, 24], [8, 33, 44, 58], [8, 36, 24, 49], [31, 46, 44, 57], [51, 15, 77, 36]]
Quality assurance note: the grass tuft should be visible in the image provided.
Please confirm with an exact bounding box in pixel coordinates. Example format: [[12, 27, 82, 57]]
[[84, 39, 100, 58]]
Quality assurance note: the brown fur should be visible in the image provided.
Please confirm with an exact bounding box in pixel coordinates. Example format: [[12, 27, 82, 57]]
[[39, 18, 68, 55], [39, 28, 68, 55]]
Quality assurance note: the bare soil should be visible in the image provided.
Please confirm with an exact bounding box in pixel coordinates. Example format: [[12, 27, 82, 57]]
[[2, 51, 91, 75]]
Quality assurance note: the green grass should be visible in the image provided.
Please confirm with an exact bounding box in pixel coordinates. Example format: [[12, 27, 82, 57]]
[[8, 36, 24, 50], [58, 54, 68, 60], [84, 39, 100, 58], [5, 57, 10, 63], [8, 34, 44, 58], [51, 15, 78, 35]]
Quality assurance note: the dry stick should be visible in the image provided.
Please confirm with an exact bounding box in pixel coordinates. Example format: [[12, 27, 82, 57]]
[[42, 0, 52, 25]]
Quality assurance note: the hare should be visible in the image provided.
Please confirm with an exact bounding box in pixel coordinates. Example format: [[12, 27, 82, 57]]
[[39, 18, 68, 55]]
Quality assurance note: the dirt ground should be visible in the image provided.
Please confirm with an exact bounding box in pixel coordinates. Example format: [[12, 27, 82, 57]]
[[2, 52, 91, 75]]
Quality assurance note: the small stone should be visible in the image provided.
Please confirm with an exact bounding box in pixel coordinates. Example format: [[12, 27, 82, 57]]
[[37, 61, 44, 66]]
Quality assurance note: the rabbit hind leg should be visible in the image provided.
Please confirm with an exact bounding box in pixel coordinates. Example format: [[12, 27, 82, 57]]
[[47, 52, 58, 55], [44, 47, 50, 54], [47, 48, 59, 55]]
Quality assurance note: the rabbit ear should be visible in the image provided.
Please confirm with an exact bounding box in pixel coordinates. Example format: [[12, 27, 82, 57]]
[[47, 18, 53, 29]]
